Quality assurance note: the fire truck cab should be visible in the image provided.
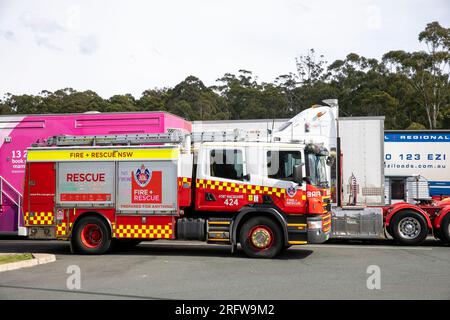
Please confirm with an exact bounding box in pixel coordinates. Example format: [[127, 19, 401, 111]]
[[23, 132, 331, 258]]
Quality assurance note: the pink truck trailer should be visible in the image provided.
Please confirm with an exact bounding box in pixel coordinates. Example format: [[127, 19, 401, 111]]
[[0, 111, 191, 235]]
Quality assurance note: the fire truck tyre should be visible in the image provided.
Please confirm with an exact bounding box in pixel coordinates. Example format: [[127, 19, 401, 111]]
[[239, 216, 283, 259], [72, 216, 112, 254], [439, 214, 450, 244], [391, 211, 428, 246]]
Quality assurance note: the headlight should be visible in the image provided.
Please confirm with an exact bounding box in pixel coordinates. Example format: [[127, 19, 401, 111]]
[[307, 220, 322, 230]]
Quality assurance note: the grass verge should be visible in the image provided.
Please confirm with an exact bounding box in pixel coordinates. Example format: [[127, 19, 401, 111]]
[[0, 254, 33, 265]]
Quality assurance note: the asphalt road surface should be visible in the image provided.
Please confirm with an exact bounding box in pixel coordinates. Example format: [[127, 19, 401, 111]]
[[0, 239, 449, 300]]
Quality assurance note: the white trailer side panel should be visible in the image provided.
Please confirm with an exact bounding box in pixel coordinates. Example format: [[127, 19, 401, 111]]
[[384, 131, 450, 197], [339, 117, 385, 206]]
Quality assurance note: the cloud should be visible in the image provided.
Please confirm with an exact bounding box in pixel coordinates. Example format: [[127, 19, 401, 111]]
[[18, 11, 66, 51], [78, 34, 99, 55], [0, 30, 15, 41], [18, 11, 99, 54], [20, 11, 66, 34], [34, 35, 62, 51]]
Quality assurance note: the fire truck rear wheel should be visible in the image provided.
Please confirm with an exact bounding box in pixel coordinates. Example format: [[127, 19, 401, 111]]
[[72, 216, 112, 254], [239, 216, 283, 259], [439, 214, 450, 244], [391, 210, 428, 246]]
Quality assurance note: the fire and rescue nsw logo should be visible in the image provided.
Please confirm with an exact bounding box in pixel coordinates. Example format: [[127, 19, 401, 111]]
[[134, 164, 151, 187], [131, 164, 162, 204], [285, 185, 304, 207], [286, 185, 297, 198]]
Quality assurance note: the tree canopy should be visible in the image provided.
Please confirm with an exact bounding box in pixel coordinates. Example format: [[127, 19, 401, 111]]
[[1, 21, 449, 129]]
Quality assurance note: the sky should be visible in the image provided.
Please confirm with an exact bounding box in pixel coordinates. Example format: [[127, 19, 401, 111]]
[[0, 0, 449, 99]]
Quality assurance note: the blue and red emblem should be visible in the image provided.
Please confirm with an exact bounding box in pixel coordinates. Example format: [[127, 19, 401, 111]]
[[286, 185, 297, 198], [134, 164, 151, 187]]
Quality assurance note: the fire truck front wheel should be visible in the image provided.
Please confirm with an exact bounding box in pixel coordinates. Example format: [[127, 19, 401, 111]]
[[239, 216, 283, 259], [72, 216, 112, 254], [391, 210, 428, 246]]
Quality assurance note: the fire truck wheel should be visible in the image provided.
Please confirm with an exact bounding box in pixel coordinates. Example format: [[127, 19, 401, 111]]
[[72, 216, 112, 254], [239, 216, 283, 258], [439, 214, 450, 244], [391, 210, 428, 245]]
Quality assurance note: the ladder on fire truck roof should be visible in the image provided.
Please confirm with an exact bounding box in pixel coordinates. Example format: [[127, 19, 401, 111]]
[[42, 129, 185, 147], [40, 129, 302, 147], [191, 128, 271, 143], [44, 129, 274, 147]]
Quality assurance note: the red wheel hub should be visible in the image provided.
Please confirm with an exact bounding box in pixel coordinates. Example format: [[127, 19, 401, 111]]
[[248, 225, 274, 250], [81, 224, 103, 249]]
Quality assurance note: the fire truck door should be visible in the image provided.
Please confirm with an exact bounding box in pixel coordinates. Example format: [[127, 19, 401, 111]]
[[27, 162, 56, 219], [196, 146, 249, 211]]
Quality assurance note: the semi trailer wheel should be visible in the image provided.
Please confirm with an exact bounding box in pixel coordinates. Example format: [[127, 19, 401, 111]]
[[239, 216, 283, 258], [438, 214, 450, 244], [71, 216, 112, 254], [391, 210, 428, 245]]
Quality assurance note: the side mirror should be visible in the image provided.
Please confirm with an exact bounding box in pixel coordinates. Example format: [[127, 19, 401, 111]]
[[293, 164, 303, 185], [243, 173, 251, 181]]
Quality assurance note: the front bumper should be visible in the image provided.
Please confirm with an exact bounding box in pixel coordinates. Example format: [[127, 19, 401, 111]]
[[307, 215, 331, 244], [307, 228, 330, 244], [285, 214, 331, 245]]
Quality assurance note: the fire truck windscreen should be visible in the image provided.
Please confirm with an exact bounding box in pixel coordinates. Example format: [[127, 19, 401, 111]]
[[307, 154, 329, 188]]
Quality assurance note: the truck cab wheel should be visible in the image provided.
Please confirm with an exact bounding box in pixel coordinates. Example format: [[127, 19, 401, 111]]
[[438, 214, 450, 244], [391, 210, 428, 246], [72, 216, 112, 254], [239, 216, 283, 258]]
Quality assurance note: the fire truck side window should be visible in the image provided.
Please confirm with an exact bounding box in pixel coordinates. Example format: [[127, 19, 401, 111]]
[[210, 149, 244, 181], [267, 150, 302, 181]]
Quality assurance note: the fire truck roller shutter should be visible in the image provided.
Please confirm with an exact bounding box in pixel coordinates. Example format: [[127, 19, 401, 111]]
[[117, 160, 178, 214]]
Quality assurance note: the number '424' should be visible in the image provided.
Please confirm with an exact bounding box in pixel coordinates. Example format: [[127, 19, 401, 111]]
[[224, 198, 238, 206]]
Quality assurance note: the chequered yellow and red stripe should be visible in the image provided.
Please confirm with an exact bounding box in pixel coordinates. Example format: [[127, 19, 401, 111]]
[[322, 213, 332, 232], [112, 223, 173, 239], [195, 179, 286, 197], [24, 212, 54, 226], [56, 222, 73, 236], [178, 177, 192, 187]]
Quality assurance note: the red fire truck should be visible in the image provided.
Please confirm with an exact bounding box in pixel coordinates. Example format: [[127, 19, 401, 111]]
[[22, 131, 331, 258]]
